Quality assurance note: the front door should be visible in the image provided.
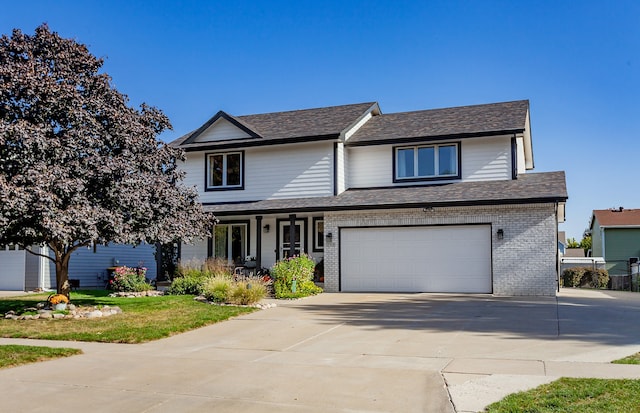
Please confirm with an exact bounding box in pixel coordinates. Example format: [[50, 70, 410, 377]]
[[279, 220, 306, 259]]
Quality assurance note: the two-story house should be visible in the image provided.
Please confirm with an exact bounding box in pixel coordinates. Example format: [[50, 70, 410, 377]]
[[170, 100, 567, 295]]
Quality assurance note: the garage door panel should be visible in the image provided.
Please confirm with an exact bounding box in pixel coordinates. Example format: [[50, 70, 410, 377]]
[[340, 225, 491, 293]]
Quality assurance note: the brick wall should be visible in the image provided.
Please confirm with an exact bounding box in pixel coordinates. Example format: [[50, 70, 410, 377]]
[[323, 203, 558, 296]]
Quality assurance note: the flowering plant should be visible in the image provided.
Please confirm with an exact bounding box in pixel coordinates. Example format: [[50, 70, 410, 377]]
[[110, 265, 152, 292], [48, 294, 69, 305]]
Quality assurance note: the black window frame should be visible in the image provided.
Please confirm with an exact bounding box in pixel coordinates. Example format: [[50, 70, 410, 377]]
[[312, 217, 324, 252], [204, 150, 245, 191], [392, 142, 461, 183]]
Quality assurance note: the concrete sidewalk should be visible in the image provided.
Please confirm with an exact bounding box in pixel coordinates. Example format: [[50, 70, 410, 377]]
[[2, 289, 640, 412]]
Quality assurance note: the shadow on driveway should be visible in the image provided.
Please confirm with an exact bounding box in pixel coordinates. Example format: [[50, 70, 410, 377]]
[[284, 289, 640, 347]]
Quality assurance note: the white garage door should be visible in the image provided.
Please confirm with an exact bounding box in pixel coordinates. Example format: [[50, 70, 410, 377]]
[[0, 247, 26, 290], [340, 225, 491, 293]]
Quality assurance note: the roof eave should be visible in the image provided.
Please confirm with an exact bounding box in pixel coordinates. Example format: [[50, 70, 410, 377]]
[[181, 111, 262, 146], [345, 129, 526, 147], [206, 196, 567, 216], [181, 133, 341, 152]]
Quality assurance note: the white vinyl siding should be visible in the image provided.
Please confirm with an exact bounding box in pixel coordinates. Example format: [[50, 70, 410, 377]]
[[460, 136, 511, 181], [186, 142, 335, 203], [336, 142, 346, 194], [348, 145, 391, 187], [348, 135, 512, 188], [193, 118, 253, 142], [516, 136, 527, 175]]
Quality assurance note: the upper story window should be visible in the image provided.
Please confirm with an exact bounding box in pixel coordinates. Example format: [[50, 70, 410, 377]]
[[394, 143, 460, 182], [206, 151, 244, 190]]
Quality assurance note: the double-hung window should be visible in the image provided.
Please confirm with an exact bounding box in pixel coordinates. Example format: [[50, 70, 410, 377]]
[[206, 151, 243, 190], [395, 143, 459, 181]]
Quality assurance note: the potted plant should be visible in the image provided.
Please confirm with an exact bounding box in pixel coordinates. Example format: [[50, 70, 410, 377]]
[[48, 293, 69, 311]]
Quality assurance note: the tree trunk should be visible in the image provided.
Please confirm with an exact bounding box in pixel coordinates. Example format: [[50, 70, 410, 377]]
[[54, 249, 72, 298]]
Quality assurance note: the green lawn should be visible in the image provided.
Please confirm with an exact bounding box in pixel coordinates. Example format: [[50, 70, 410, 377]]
[[0, 344, 82, 369], [612, 352, 640, 365], [0, 290, 256, 343], [485, 377, 640, 412]]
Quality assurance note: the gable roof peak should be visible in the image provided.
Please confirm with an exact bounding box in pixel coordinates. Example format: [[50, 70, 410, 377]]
[[181, 110, 262, 145], [170, 102, 379, 150]]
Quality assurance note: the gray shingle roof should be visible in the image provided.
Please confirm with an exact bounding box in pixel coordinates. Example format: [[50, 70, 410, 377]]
[[170, 102, 379, 150], [346, 100, 530, 145], [204, 171, 567, 215]]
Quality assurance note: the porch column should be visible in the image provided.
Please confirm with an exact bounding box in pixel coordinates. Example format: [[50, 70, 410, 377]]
[[255, 215, 262, 269], [289, 214, 297, 258]]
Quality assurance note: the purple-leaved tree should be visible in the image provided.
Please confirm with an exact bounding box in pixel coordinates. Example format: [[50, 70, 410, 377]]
[[0, 24, 214, 296]]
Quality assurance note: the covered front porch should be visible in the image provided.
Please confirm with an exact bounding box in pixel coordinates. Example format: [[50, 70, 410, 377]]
[[180, 212, 326, 272]]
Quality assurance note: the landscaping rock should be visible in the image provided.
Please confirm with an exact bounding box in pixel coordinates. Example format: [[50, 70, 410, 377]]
[[108, 290, 164, 298], [7, 304, 125, 321], [87, 310, 103, 318], [194, 295, 277, 310]]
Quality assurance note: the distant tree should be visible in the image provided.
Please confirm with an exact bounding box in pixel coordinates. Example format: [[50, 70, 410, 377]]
[[566, 238, 580, 248], [580, 235, 592, 254], [0, 24, 214, 296]]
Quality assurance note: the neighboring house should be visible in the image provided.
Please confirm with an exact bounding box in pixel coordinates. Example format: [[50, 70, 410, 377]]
[[589, 208, 640, 277], [171, 100, 568, 295], [558, 231, 566, 255], [0, 243, 158, 291]]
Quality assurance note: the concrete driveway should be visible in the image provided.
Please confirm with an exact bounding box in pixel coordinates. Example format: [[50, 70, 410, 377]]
[[2, 289, 640, 412]]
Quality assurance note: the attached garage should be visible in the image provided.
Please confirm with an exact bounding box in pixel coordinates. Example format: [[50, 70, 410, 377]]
[[340, 225, 492, 293]]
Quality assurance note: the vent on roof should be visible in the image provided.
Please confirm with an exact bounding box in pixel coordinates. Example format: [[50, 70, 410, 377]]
[[611, 206, 624, 212]]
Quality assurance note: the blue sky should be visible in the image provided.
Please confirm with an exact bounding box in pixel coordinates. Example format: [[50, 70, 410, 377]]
[[2, 1, 639, 240]]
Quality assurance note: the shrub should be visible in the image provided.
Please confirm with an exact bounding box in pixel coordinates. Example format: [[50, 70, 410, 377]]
[[589, 268, 610, 289], [168, 275, 206, 295], [202, 276, 232, 303], [202, 276, 266, 305], [561, 267, 609, 289], [271, 254, 323, 299], [110, 266, 152, 292], [170, 258, 233, 296], [562, 267, 585, 287], [228, 280, 267, 305]]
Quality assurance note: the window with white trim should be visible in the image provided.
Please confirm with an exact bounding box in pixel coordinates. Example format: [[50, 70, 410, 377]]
[[395, 143, 459, 181], [206, 152, 243, 189]]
